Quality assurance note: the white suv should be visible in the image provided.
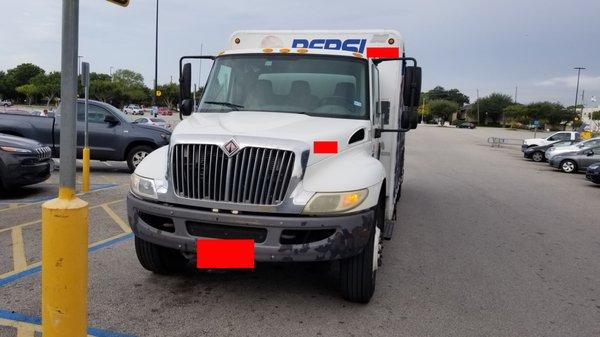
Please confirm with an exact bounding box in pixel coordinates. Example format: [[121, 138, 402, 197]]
[[522, 131, 580, 151], [123, 104, 143, 115]]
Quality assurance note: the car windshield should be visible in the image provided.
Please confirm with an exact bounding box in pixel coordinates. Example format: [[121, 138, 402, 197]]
[[197, 54, 369, 120]]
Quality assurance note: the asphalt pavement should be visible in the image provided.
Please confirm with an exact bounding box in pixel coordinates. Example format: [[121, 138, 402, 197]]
[[1, 125, 599, 337]]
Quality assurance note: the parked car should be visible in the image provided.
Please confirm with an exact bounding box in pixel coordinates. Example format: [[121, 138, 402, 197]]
[[157, 107, 174, 116], [1, 100, 12, 107], [0, 99, 171, 172], [523, 140, 578, 162], [133, 117, 171, 130], [549, 146, 600, 173], [0, 133, 52, 191], [457, 122, 475, 129], [521, 131, 580, 151], [123, 104, 143, 115], [546, 137, 600, 161], [585, 163, 600, 184]]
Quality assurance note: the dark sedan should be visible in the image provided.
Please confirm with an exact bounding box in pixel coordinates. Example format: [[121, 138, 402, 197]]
[[549, 146, 600, 173], [0, 133, 52, 190], [586, 163, 600, 184], [523, 140, 578, 162], [457, 122, 476, 129]]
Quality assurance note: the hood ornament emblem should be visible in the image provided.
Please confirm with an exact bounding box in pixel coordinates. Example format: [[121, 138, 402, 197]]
[[222, 139, 240, 157]]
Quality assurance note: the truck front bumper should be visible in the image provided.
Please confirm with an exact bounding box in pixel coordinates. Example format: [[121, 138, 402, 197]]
[[127, 193, 374, 262]]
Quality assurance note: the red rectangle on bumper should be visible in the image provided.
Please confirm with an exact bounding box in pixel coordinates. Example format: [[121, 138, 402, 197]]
[[366, 47, 400, 58], [314, 140, 338, 154], [196, 239, 255, 269]]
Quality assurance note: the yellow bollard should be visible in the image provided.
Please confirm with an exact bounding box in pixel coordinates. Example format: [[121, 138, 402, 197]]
[[82, 147, 90, 193], [42, 187, 89, 337]]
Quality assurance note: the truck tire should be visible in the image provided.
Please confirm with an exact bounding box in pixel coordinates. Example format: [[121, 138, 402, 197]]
[[127, 145, 153, 172], [134, 237, 188, 274], [339, 202, 383, 303]]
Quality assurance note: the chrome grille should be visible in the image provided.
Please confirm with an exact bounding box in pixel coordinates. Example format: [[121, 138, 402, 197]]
[[172, 144, 295, 205], [35, 146, 52, 161]]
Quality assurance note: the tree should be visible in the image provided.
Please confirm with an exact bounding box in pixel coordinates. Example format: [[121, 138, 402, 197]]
[[526, 102, 573, 130], [5, 63, 44, 101], [31, 72, 61, 109], [469, 93, 513, 125], [424, 86, 470, 107], [16, 84, 38, 105], [90, 79, 121, 103], [428, 99, 459, 124], [112, 69, 144, 87], [157, 83, 179, 109], [0, 71, 8, 99], [111, 69, 149, 105], [503, 104, 528, 126]]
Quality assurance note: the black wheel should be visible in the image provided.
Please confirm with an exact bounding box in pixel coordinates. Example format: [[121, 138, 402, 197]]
[[127, 145, 153, 172], [339, 200, 383, 303], [134, 237, 188, 274], [560, 159, 577, 173], [532, 151, 544, 162]]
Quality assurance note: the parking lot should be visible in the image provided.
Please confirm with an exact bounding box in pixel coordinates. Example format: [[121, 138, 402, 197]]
[[1, 125, 599, 337]]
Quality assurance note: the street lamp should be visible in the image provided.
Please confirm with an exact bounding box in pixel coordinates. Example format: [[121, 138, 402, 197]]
[[109, 66, 113, 80], [152, 0, 159, 107], [574, 67, 586, 115]]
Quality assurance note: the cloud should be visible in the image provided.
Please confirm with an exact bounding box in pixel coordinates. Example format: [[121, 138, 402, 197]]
[[536, 75, 600, 90]]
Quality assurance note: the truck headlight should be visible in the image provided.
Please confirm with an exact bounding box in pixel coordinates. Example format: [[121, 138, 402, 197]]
[[303, 189, 368, 214], [131, 174, 157, 199]]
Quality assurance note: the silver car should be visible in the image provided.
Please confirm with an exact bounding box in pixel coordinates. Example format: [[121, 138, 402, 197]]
[[546, 137, 600, 161], [133, 117, 171, 130], [549, 146, 600, 173]]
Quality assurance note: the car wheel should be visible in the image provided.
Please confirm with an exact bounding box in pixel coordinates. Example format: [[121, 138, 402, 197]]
[[339, 199, 383, 303], [532, 151, 544, 162], [127, 145, 153, 172], [134, 237, 188, 274], [560, 160, 577, 173]]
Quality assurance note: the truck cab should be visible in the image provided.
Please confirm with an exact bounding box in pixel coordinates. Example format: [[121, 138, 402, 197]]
[[127, 30, 421, 303]]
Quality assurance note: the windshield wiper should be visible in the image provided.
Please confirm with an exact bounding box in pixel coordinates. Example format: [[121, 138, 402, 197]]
[[203, 101, 244, 111]]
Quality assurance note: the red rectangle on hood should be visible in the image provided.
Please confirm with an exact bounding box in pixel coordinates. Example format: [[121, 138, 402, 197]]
[[314, 140, 338, 154], [197, 239, 255, 269]]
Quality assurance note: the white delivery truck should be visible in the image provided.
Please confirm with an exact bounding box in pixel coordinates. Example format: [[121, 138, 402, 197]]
[[127, 30, 421, 303]]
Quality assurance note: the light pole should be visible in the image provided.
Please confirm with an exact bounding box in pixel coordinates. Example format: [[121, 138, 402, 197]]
[[476, 89, 480, 125], [574, 67, 585, 115], [152, 0, 159, 107], [109, 66, 113, 80]]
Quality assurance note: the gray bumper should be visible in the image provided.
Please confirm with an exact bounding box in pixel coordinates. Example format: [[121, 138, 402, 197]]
[[127, 193, 374, 262]]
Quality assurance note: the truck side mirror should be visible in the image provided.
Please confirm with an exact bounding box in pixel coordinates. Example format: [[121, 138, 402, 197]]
[[179, 63, 192, 116], [400, 66, 421, 130], [104, 114, 119, 124]]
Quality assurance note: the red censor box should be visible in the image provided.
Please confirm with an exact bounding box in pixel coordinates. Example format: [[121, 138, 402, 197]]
[[366, 47, 400, 58], [314, 140, 338, 154], [196, 239, 255, 269]]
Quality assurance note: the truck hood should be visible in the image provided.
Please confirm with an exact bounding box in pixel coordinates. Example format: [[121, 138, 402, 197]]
[[172, 111, 371, 165]]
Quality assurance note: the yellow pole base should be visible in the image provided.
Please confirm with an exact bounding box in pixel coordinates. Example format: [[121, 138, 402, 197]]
[[82, 147, 90, 193], [42, 187, 89, 337]]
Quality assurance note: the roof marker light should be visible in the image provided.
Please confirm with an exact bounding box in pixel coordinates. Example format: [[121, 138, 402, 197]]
[[280, 48, 291, 53], [353, 52, 363, 58], [263, 48, 273, 53], [297, 48, 309, 54]]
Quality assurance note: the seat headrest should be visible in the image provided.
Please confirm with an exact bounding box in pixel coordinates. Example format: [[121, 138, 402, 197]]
[[290, 80, 311, 96]]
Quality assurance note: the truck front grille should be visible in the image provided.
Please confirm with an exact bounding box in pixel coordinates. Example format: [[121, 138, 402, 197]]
[[172, 144, 295, 205]]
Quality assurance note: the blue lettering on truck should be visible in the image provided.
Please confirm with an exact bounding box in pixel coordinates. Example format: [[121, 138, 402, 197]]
[[292, 39, 367, 53]]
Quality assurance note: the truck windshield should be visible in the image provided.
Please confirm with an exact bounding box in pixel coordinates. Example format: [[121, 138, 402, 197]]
[[198, 54, 369, 120]]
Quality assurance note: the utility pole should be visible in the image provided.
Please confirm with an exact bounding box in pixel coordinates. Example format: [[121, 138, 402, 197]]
[[514, 85, 518, 103], [42, 0, 89, 336], [109, 66, 113, 80], [573, 67, 585, 116], [152, 0, 159, 107], [476, 89, 480, 125]]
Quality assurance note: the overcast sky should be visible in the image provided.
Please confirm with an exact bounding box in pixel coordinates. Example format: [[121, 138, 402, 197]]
[[1, 0, 598, 106]]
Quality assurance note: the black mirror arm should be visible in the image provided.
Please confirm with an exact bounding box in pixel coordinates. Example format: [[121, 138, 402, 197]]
[[375, 128, 410, 138], [372, 57, 417, 67]]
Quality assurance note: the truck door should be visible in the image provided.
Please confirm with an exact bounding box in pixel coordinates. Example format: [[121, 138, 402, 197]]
[[76, 102, 123, 160]]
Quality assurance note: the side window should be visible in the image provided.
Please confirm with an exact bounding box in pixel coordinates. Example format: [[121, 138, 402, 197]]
[[77, 103, 110, 124], [593, 147, 600, 155], [134, 118, 145, 123]]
